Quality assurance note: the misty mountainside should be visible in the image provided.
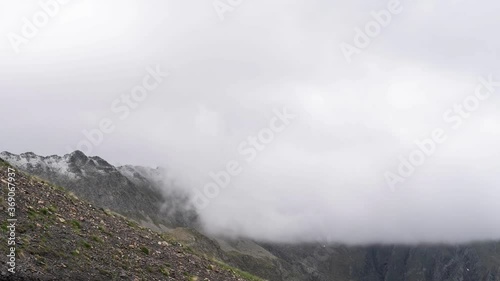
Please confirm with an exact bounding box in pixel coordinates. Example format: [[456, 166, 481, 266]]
[[258, 242, 500, 281], [0, 151, 196, 230], [2, 152, 500, 281], [0, 159, 261, 281]]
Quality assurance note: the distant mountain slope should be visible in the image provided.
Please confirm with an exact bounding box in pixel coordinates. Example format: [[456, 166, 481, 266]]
[[0, 151, 195, 230], [0, 160, 263, 281], [257, 241, 500, 281]]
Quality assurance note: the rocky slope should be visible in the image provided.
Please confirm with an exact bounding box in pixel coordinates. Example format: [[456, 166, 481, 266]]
[[0, 159, 263, 281]]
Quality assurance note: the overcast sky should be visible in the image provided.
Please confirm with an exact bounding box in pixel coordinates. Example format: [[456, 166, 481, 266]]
[[1, 0, 500, 244]]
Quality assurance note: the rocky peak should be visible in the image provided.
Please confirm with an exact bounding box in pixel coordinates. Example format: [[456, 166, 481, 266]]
[[0, 151, 13, 157], [66, 150, 89, 166], [89, 156, 113, 168], [1, 150, 195, 228], [20, 151, 38, 158]]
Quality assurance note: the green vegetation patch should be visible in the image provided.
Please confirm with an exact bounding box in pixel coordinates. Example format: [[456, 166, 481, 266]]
[[140, 247, 150, 255], [214, 260, 266, 281]]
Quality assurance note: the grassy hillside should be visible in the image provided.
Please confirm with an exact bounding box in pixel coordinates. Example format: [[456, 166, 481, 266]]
[[0, 161, 264, 281]]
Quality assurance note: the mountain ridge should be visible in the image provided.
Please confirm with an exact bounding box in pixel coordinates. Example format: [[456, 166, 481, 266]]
[[0, 150, 196, 231]]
